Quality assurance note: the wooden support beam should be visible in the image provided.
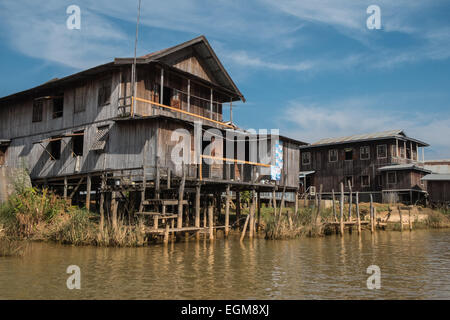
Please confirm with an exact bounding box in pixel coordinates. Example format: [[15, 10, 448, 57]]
[[356, 192, 361, 235], [208, 204, 214, 240], [249, 191, 255, 239], [85, 174, 91, 211], [111, 191, 118, 231], [332, 189, 337, 222], [99, 175, 105, 231], [225, 185, 230, 237], [340, 182, 344, 236], [167, 168, 171, 190], [155, 157, 160, 200], [370, 194, 374, 233], [63, 177, 68, 200], [236, 191, 241, 228], [348, 180, 352, 221], [177, 164, 186, 229], [240, 214, 250, 242], [160, 68, 164, 105], [187, 79, 191, 113], [399, 205, 403, 232], [195, 184, 201, 230], [69, 177, 84, 199], [315, 184, 323, 226], [257, 191, 261, 232], [409, 209, 413, 231]]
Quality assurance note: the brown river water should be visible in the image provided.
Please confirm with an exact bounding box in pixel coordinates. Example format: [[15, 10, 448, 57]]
[[1, 229, 449, 299]]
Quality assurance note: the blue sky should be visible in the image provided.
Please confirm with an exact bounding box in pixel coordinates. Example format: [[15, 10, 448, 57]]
[[1, 0, 450, 159]]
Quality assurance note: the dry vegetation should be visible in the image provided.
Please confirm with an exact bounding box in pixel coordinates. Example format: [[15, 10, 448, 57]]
[[0, 186, 147, 253]]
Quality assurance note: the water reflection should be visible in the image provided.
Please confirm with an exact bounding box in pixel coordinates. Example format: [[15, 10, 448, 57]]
[[1, 230, 449, 299]]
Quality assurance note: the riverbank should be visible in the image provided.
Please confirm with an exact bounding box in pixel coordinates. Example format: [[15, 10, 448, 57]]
[[1, 187, 449, 256]]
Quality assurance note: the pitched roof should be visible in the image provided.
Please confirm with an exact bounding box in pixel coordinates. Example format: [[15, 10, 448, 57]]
[[421, 174, 450, 181], [0, 36, 244, 103], [114, 35, 244, 101], [300, 129, 428, 148]]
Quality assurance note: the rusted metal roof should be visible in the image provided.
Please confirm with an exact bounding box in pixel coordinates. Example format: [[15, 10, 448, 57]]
[[301, 129, 429, 148]]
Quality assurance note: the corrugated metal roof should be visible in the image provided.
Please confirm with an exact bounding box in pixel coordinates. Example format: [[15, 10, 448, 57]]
[[421, 174, 450, 181], [378, 164, 432, 173], [301, 129, 429, 148]]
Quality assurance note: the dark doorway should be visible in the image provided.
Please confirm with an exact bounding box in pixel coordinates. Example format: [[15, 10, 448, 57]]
[[0, 146, 6, 165], [162, 86, 171, 106]]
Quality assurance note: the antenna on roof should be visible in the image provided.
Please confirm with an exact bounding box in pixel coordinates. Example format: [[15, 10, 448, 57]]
[[131, 0, 141, 117]]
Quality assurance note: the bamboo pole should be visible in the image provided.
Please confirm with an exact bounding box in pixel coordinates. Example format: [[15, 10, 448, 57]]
[[356, 192, 361, 234], [348, 180, 352, 222], [208, 204, 214, 240], [257, 191, 261, 232], [236, 191, 241, 228], [85, 174, 91, 211], [195, 184, 201, 239], [399, 206, 403, 232], [339, 182, 344, 236], [63, 177, 68, 200], [111, 191, 118, 231], [240, 214, 250, 242], [294, 189, 299, 215], [177, 164, 186, 229], [370, 194, 374, 233], [315, 184, 323, 226], [99, 176, 105, 231], [225, 185, 230, 237], [409, 209, 413, 231], [249, 191, 255, 239], [332, 189, 337, 222]]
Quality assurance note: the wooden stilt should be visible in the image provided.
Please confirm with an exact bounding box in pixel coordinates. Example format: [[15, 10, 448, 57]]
[[195, 184, 201, 239], [85, 174, 91, 211], [167, 168, 171, 189], [315, 184, 323, 226], [163, 223, 169, 244], [225, 185, 230, 237], [63, 176, 68, 200], [356, 192, 361, 234], [348, 180, 352, 222], [257, 191, 261, 232], [339, 182, 344, 236], [249, 190, 255, 239], [111, 191, 118, 231], [272, 188, 277, 213], [399, 206, 403, 232], [409, 209, 413, 231], [177, 164, 186, 229], [370, 194, 374, 233], [208, 205, 214, 240], [332, 189, 337, 222], [236, 191, 241, 228], [99, 175, 105, 231], [240, 214, 250, 242], [294, 189, 299, 215]]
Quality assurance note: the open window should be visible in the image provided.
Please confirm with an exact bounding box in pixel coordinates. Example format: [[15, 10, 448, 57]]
[[162, 86, 172, 106], [32, 99, 43, 122], [72, 130, 84, 157], [48, 138, 61, 160], [360, 146, 370, 160], [0, 146, 7, 165], [329, 149, 338, 162], [52, 96, 64, 119], [345, 148, 353, 161]]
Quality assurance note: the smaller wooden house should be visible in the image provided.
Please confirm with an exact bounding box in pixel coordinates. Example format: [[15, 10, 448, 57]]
[[300, 130, 430, 203], [421, 174, 450, 204]]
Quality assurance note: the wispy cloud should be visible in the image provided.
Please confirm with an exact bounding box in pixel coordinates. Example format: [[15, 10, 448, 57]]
[[281, 96, 450, 159]]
